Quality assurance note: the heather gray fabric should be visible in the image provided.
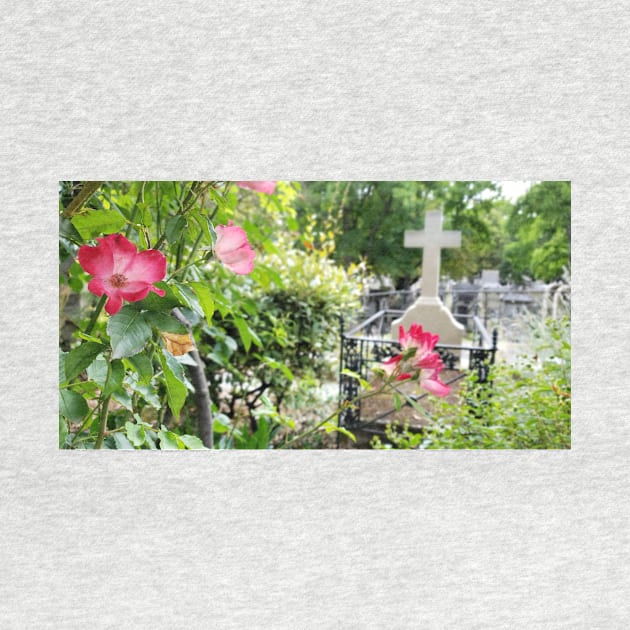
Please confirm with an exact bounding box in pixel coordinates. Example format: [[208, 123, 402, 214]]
[[1, 2, 628, 627]]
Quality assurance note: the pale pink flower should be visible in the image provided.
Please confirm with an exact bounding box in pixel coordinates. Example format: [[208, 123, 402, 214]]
[[214, 220, 255, 274], [381, 324, 450, 397], [78, 233, 166, 315], [235, 181, 276, 195]]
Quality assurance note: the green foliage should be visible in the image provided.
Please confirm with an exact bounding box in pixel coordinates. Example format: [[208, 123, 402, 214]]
[[201, 245, 365, 429], [372, 317, 571, 449], [294, 181, 501, 287], [501, 181, 571, 282]]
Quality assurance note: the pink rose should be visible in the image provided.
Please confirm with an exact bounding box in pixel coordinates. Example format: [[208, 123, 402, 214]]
[[78, 234, 166, 315], [235, 181, 276, 195], [214, 220, 255, 275], [382, 324, 450, 397]]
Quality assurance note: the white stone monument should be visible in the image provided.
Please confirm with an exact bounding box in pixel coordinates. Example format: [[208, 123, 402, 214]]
[[390, 210, 465, 345]]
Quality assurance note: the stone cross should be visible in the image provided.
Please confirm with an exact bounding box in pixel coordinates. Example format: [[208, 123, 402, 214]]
[[404, 210, 461, 299]]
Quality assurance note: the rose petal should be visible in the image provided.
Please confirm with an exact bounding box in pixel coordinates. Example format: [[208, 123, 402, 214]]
[[420, 377, 450, 397], [236, 181, 276, 194], [87, 277, 106, 296], [104, 292, 123, 315], [119, 284, 151, 302], [215, 222, 255, 274], [78, 240, 114, 278], [215, 223, 249, 254], [124, 249, 167, 283], [101, 234, 139, 275]]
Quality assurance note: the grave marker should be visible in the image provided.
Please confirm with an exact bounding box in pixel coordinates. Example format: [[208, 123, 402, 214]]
[[391, 210, 465, 345]]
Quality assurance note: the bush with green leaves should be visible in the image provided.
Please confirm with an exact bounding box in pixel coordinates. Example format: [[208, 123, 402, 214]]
[[371, 316, 571, 449], [59, 181, 294, 449], [59, 180, 364, 450], [198, 246, 365, 433]]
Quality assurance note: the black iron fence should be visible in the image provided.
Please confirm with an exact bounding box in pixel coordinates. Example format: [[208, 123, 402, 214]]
[[338, 310, 498, 435]]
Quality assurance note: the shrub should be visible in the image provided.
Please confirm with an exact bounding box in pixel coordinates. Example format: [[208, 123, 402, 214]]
[[200, 246, 365, 432], [372, 316, 571, 449]]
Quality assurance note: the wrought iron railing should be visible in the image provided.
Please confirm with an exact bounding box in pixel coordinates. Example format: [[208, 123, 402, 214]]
[[338, 310, 498, 434]]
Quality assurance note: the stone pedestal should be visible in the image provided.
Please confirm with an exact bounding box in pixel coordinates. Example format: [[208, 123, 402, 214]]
[[390, 296, 465, 345]]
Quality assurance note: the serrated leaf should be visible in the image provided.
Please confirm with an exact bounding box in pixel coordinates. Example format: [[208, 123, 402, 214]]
[[87, 355, 108, 386], [132, 282, 185, 311], [65, 342, 104, 381], [126, 353, 153, 385], [107, 305, 152, 359], [189, 282, 215, 325], [60, 389, 88, 421], [233, 317, 262, 352], [172, 282, 203, 317], [112, 389, 133, 410], [59, 351, 67, 384], [71, 208, 127, 239], [103, 359, 125, 396], [157, 428, 182, 449], [113, 432, 134, 449], [178, 434, 207, 449], [127, 378, 161, 408], [165, 215, 187, 243], [59, 416, 69, 448], [125, 421, 146, 447], [143, 311, 187, 334], [157, 349, 187, 419]]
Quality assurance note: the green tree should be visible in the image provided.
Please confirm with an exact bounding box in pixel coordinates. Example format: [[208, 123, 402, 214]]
[[501, 181, 571, 282], [294, 181, 504, 288]]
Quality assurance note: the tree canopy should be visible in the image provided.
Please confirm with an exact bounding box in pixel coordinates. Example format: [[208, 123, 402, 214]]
[[293, 180, 570, 287]]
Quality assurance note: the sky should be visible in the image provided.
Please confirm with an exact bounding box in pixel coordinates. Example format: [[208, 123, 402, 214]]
[[498, 181, 534, 202]]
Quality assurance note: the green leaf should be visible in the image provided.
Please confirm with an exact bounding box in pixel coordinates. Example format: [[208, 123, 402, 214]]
[[107, 305, 152, 359], [189, 282, 215, 325], [233, 317, 262, 352], [60, 389, 88, 421], [341, 368, 370, 390], [126, 353, 153, 385], [322, 421, 356, 443], [59, 416, 69, 448], [71, 208, 127, 239], [165, 215, 187, 243], [65, 342, 104, 381], [127, 378, 161, 408], [112, 389, 133, 410], [103, 359, 125, 396], [178, 434, 207, 449], [404, 395, 430, 418], [125, 421, 146, 447], [142, 311, 187, 334], [113, 432, 134, 449], [59, 351, 67, 384], [157, 428, 182, 449], [132, 282, 185, 311], [261, 356, 294, 381], [87, 355, 108, 386], [157, 349, 187, 418], [172, 282, 203, 317]]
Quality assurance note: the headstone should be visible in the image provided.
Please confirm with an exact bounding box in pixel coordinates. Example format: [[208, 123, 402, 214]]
[[480, 269, 500, 287], [390, 210, 465, 345]]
